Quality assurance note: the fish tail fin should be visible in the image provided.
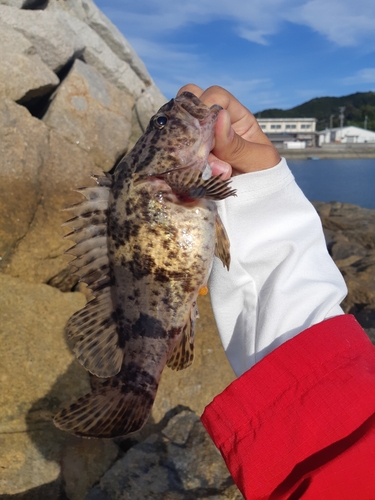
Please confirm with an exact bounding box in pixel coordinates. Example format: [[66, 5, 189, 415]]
[[53, 384, 155, 438]]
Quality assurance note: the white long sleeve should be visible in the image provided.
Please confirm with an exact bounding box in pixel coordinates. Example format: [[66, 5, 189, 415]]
[[209, 158, 347, 377]]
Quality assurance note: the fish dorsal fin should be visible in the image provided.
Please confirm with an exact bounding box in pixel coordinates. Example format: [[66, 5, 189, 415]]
[[215, 214, 231, 270], [63, 174, 123, 378], [167, 302, 198, 371], [54, 381, 155, 438], [160, 169, 237, 201]]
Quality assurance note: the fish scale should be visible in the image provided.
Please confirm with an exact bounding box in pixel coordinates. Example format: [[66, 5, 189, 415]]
[[54, 91, 236, 438]]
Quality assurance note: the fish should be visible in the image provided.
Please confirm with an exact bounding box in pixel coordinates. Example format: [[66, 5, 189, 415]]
[[53, 91, 236, 438]]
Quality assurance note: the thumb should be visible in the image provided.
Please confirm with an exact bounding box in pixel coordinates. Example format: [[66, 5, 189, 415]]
[[212, 110, 280, 174]]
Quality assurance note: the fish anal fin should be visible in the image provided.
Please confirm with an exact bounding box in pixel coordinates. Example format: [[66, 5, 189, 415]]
[[215, 214, 231, 270], [54, 383, 155, 438], [67, 288, 123, 378], [167, 303, 198, 371]]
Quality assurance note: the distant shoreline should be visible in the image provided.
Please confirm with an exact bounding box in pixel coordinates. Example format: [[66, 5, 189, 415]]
[[281, 145, 375, 160]]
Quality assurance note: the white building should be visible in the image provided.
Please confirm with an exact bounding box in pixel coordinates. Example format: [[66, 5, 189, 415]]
[[318, 126, 375, 146], [257, 117, 317, 148], [257, 117, 317, 134]]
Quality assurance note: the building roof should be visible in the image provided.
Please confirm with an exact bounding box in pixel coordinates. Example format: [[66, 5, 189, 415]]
[[318, 126, 375, 135]]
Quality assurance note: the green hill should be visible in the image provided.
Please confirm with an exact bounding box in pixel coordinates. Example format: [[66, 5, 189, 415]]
[[255, 91, 375, 131]]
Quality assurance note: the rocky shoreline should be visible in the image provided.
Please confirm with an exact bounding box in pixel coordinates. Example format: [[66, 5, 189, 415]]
[[1, 1, 375, 498], [313, 201, 375, 344]]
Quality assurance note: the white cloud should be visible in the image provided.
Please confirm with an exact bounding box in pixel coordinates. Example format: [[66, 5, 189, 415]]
[[287, 0, 375, 46], [100, 0, 375, 48], [342, 68, 375, 85], [237, 27, 270, 46]]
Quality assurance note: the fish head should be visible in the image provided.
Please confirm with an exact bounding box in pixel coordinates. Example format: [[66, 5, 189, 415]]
[[133, 91, 222, 177]]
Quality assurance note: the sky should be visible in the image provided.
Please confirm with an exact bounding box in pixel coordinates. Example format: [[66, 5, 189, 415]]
[[95, 0, 375, 113]]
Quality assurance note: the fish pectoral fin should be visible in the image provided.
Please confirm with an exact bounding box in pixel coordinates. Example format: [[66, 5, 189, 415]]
[[67, 288, 123, 378], [160, 169, 237, 201], [167, 303, 198, 371], [215, 214, 231, 270]]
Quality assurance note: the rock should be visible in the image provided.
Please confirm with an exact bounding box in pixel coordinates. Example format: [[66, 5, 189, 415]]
[[0, 5, 85, 72], [0, 0, 41, 6], [47, 0, 152, 85], [0, 0, 25, 6], [84, 5, 152, 85], [61, 437, 119, 500], [315, 201, 375, 249], [0, 22, 59, 103], [313, 201, 375, 343], [58, 10, 146, 98], [46, 0, 88, 19], [43, 58, 133, 170], [4, 127, 103, 284], [136, 83, 168, 131], [0, 275, 119, 498], [151, 294, 236, 424], [0, 274, 88, 495], [330, 239, 367, 261], [87, 409, 243, 500], [0, 99, 49, 271]]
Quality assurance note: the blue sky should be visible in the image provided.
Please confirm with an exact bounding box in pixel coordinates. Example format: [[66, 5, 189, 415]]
[[95, 0, 375, 113]]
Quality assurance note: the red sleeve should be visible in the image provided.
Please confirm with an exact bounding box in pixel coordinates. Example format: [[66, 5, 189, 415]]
[[201, 315, 375, 499]]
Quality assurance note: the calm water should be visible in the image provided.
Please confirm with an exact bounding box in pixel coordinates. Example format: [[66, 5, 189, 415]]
[[288, 159, 375, 209]]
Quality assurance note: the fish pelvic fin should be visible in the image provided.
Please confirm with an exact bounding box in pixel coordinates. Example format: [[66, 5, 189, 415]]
[[167, 302, 198, 371], [63, 174, 124, 378], [160, 168, 237, 201], [54, 381, 155, 439], [215, 214, 231, 270]]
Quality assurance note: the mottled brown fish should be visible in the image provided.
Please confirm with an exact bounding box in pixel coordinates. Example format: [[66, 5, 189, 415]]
[[54, 91, 236, 438]]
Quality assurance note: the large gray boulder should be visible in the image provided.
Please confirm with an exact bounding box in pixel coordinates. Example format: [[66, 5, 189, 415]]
[[0, 274, 119, 498], [0, 4, 85, 72], [0, 99, 49, 271], [0, 21, 59, 103], [43, 58, 134, 170], [47, 0, 152, 85], [58, 10, 146, 98]]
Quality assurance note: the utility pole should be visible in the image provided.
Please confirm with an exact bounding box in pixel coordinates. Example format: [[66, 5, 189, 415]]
[[364, 115, 368, 129], [330, 114, 335, 129], [338, 106, 345, 141], [339, 107, 345, 128]]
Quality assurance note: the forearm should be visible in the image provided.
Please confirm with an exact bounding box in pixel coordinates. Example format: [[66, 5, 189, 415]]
[[209, 158, 347, 376]]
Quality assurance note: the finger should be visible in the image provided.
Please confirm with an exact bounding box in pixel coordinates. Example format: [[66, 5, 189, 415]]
[[194, 86, 272, 146], [177, 84, 204, 98], [207, 153, 232, 180], [213, 110, 280, 174]]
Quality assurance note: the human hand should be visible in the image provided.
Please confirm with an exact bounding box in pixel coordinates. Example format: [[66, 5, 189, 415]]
[[177, 84, 281, 179]]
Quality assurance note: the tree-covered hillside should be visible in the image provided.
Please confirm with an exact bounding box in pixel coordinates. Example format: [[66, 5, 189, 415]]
[[255, 91, 375, 131]]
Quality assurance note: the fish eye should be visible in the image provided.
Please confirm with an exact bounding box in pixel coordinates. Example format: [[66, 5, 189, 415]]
[[154, 114, 168, 129]]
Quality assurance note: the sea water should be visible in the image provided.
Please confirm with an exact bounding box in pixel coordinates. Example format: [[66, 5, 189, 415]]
[[288, 159, 375, 209]]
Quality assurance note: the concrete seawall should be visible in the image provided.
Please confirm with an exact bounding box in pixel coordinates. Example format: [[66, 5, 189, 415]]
[[281, 144, 375, 160]]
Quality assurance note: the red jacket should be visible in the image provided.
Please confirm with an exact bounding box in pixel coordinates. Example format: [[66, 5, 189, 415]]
[[202, 315, 375, 499]]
